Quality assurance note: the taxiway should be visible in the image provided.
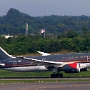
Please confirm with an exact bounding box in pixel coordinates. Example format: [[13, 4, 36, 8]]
[[0, 82, 90, 90]]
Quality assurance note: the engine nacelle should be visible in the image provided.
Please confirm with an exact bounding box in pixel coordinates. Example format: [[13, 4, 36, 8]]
[[63, 63, 80, 73]]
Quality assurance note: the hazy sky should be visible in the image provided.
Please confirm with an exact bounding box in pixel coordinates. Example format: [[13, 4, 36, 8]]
[[0, 0, 90, 16]]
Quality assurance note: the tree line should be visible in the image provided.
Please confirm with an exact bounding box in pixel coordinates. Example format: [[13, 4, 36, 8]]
[[0, 32, 90, 55]]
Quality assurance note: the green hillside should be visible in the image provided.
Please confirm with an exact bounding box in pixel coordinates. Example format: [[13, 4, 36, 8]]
[[0, 8, 90, 35]]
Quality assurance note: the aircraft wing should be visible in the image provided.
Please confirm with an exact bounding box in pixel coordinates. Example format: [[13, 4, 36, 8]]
[[24, 57, 64, 67]]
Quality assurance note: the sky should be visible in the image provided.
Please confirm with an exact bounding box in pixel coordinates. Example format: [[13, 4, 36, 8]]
[[0, 0, 90, 16]]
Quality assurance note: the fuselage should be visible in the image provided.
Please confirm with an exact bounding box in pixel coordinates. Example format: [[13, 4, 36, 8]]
[[0, 52, 90, 72]]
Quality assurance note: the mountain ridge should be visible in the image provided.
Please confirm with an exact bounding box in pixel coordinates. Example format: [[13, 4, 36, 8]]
[[0, 8, 90, 35]]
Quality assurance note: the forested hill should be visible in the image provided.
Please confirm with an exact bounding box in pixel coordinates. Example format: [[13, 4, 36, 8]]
[[0, 8, 90, 35]]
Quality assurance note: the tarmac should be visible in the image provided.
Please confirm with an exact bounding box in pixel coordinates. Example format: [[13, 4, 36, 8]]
[[0, 82, 90, 90]]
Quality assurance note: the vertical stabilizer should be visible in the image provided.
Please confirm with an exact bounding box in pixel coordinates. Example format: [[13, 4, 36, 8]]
[[0, 47, 14, 59]]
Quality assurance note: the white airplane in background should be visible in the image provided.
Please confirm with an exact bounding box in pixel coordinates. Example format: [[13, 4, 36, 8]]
[[0, 47, 90, 78], [37, 51, 51, 56]]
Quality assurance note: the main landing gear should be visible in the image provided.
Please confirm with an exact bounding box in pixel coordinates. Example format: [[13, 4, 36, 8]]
[[50, 73, 63, 78]]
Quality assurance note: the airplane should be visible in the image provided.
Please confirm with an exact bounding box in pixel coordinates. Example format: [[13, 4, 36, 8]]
[[0, 47, 90, 78], [37, 51, 50, 56]]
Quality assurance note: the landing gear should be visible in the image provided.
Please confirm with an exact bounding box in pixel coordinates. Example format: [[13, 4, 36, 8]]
[[51, 73, 63, 78]]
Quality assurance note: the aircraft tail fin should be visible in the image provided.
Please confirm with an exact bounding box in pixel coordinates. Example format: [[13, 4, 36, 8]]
[[0, 47, 14, 59]]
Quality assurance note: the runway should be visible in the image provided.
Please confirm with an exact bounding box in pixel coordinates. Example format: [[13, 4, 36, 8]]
[[0, 82, 90, 90]]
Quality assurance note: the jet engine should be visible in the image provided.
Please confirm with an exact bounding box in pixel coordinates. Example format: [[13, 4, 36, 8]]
[[63, 62, 80, 73]]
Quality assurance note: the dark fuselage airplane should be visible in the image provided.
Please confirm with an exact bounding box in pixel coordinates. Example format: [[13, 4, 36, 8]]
[[0, 47, 90, 78]]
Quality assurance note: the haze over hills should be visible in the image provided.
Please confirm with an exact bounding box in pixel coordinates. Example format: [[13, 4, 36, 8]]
[[0, 8, 90, 35]]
